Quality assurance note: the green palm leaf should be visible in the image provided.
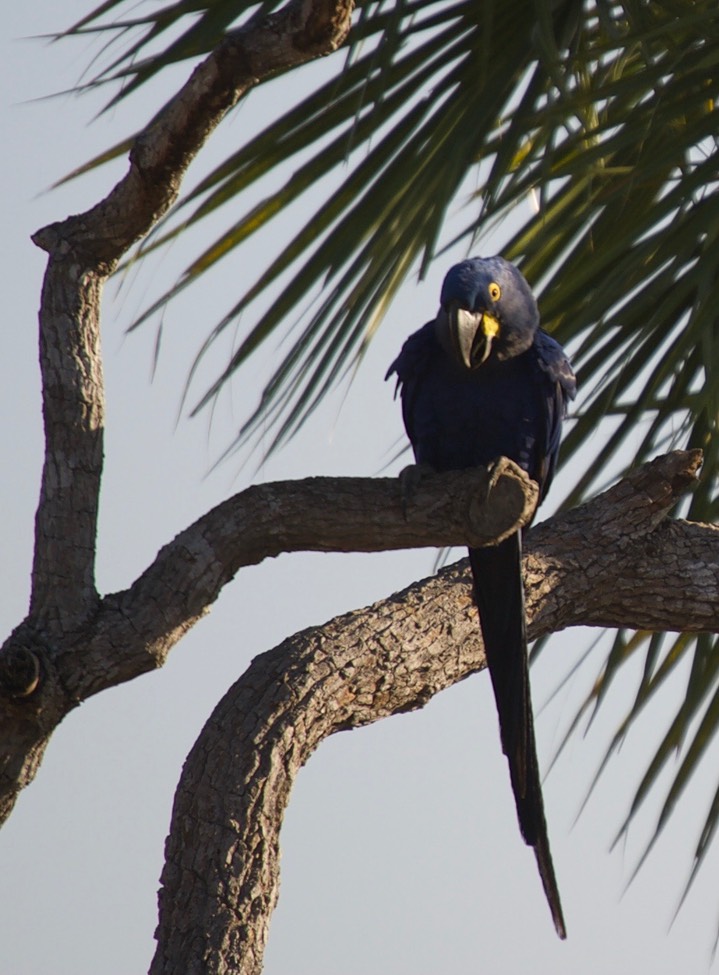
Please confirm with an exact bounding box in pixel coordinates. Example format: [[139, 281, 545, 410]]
[[60, 0, 719, 924]]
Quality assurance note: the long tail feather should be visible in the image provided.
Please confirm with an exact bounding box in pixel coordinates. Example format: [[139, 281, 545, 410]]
[[469, 533, 566, 939]]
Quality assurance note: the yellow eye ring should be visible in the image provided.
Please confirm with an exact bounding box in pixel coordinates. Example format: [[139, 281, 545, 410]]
[[488, 282, 501, 302]]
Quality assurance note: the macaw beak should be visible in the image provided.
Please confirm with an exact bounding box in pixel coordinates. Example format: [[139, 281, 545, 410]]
[[449, 305, 501, 370]]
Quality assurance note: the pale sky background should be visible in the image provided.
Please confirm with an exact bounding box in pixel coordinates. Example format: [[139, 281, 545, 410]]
[[2, 3, 719, 974]]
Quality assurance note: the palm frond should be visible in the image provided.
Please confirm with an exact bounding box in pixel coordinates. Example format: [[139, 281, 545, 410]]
[[58, 0, 719, 925]]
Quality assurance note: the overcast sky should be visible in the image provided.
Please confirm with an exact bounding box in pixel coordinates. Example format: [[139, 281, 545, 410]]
[[2, 3, 718, 973]]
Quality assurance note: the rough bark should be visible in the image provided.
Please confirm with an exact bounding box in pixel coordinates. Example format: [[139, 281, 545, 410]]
[[0, 460, 537, 821], [3, 2, 719, 973], [3, 0, 356, 826], [56, 460, 538, 697], [149, 449, 716, 975]]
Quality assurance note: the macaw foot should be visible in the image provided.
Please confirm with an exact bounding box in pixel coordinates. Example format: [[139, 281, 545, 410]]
[[485, 456, 539, 525], [485, 456, 514, 497], [398, 463, 434, 520]]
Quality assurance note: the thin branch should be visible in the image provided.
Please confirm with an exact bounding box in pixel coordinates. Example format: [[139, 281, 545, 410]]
[[31, 0, 356, 271]]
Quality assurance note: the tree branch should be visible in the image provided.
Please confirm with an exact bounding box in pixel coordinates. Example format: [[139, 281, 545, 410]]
[[3, 0, 355, 828], [5, 3, 718, 968], [59, 460, 537, 701], [27, 0, 355, 636], [150, 449, 715, 975], [0, 460, 535, 825]]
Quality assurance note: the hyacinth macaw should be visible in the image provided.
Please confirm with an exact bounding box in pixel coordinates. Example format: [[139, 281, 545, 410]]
[[387, 255, 576, 938]]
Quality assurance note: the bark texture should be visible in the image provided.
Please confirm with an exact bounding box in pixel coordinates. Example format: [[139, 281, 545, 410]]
[[148, 449, 717, 975], [3, 0, 356, 826], [3, 2, 719, 973]]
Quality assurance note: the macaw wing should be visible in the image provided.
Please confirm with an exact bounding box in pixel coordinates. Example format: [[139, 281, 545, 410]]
[[532, 330, 576, 500], [386, 321, 441, 464]]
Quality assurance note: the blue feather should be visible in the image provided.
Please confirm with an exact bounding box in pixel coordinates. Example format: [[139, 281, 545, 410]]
[[387, 256, 575, 938]]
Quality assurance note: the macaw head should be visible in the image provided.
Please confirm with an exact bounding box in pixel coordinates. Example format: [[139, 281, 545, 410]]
[[435, 256, 539, 369]]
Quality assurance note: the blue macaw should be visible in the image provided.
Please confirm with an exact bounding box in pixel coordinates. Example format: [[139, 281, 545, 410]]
[[387, 255, 575, 938]]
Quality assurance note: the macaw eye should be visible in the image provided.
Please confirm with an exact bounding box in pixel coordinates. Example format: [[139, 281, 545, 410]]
[[488, 282, 501, 302]]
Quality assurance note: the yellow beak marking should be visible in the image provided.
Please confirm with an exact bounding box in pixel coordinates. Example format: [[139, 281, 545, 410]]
[[482, 312, 500, 339]]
